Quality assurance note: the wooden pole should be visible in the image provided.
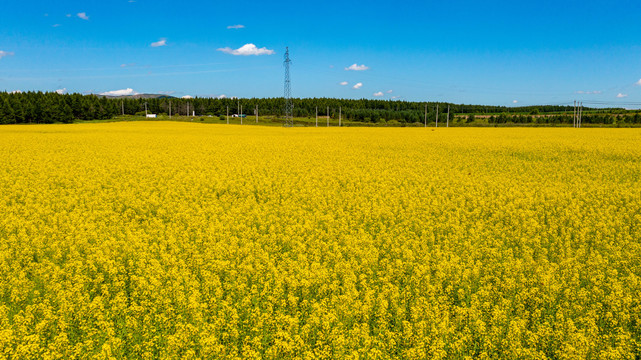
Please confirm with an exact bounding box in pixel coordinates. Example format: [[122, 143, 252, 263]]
[[424, 104, 427, 127], [447, 105, 450, 127]]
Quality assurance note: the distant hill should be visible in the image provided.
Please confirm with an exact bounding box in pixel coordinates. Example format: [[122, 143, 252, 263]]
[[97, 93, 175, 99]]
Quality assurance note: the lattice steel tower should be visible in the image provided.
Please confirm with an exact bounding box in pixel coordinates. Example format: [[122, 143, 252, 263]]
[[283, 47, 293, 127]]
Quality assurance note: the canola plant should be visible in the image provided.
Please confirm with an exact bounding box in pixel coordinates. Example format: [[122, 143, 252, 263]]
[[0, 122, 639, 359]]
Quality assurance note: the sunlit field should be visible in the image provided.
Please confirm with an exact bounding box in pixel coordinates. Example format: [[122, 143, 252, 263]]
[[0, 122, 639, 359]]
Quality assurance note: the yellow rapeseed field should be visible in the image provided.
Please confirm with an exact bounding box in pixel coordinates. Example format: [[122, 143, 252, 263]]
[[0, 122, 640, 359]]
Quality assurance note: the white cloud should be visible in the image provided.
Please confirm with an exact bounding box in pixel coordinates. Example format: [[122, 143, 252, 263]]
[[636, 79, 641, 86], [227, 24, 245, 29], [0, 51, 15, 59], [386, 90, 393, 94], [391, 96, 401, 100], [373, 91, 384, 97], [353, 82, 363, 89], [217, 94, 227, 99], [77, 12, 89, 20], [345, 63, 369, 71], [617, 93, 628, 98], [55, 88, 67, 95], [513, 100, 518, 104], [217, 43, 275, 56], [182, 95, 194, 99], [339, 81, 348, 86], [10, 90, 22, 94], [100, 88, 139, 96], [151, 38, 167, 47]]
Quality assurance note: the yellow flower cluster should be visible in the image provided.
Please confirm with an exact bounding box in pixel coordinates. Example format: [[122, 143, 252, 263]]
[[0, 123, 640, 359]]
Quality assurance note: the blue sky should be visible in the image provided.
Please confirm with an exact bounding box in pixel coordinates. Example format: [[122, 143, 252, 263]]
[[1, 0, 641, 107]]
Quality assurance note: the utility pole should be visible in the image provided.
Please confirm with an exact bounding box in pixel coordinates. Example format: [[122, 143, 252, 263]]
[[226, 106, 229, 124], [169, 101, 172, 118], [256, 104, 258, 123], [424, 104, 427, 127], [121, 101, 124, 116], [573, 100, 576, 127], [447, 105, 450, 127], [316, 106, 318, 127], [187, 102, 189, 117], [579, 102, 582, 128], [145, 102, 147, 116], [327, 106, 329, 127], [339, 106, 341, 126], [241, 105, 243, 125], [436, 104, 439, 127]]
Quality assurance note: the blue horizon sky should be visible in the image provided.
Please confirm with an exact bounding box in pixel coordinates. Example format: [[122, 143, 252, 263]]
[[1, 0, 641, 108]]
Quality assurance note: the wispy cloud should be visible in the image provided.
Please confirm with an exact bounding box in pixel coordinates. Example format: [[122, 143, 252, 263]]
[[77, 12, 89, 20], [227, 24, 245, 29], [513, 100, 518, 104], [100, 88, 139, 96], [66, 14, 72, 17], [373, 91, 384, 97], [391, 96, 400, 100], [120, 63, 136, 68], [617, 93, 628, 98], [636, 79, 641, 86], [386, 90, 393, 94], [339, 81, 348, 86], [217, 43, 275, 56], [151, 38, 167, 47], [345, 63, 369, 71], [353, 82, 363, 89], [576, 90, 602, 94], [55, 88, 67, 95], [0, 50, 14, 59], [52, 24, 61, 27]]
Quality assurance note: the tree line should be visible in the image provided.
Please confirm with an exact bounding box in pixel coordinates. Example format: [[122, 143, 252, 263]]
[[0, 92, 118, 124], [1, 91, 639, 125]]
